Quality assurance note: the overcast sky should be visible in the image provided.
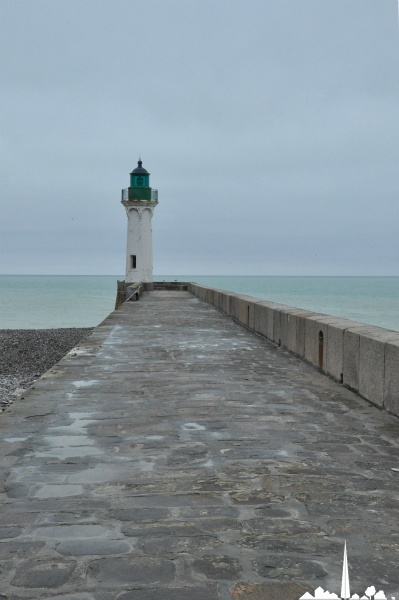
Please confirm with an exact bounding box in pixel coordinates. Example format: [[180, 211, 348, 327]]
[[1, 0, 399, 276]]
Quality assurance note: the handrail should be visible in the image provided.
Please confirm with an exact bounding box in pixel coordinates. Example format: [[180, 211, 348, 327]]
[[126, 285, 142, 302], [121, 188, 158, 201]]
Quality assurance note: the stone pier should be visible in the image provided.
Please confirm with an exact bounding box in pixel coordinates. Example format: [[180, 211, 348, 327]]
[[1, 290, 399, 599]]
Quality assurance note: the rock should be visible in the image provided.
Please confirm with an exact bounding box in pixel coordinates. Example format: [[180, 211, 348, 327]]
[[0, 328, 92, 406]]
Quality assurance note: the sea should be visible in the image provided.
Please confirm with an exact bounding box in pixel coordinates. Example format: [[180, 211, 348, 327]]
[[0, 275, 399, 332]]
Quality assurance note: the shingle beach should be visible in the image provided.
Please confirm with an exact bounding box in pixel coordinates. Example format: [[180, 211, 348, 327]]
[[0, 328, 91, 409]]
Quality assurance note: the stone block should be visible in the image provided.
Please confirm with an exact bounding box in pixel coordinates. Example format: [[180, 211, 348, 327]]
[[359, 334, 384, 407], [229, 295, 239, 321], [257, 302, 286, 345], [221, 291, 232, 314], [215, 290, 223, 309], [263, 305, 276, 340], [235, 295, 260, 330], [118, 587, 219, 600], [206, 287, 214, 305], [215, 290, 222, 311], [323, 317, 355, 382], [202, 287, 210, 302], [230, 582, 309, 600], [304, 317, 317, 366], [253, 302, 272, 339], [296, 315, 307, 358], [357, 327, 399, 408], [196, 286, 205, 301], [87, 556, 175, 585], [212, 290, 221, 310], [342, 324, 396, 398], [237, 297, 251, 328], [280, 308, 312, 355], [343, 328, 360, 391], [286, 312, 299, 354], [279, 310, 290, 350], [384, 337, 399, 417], [247, 301, 257, 331], [304, 315, 327, 368], [11, 559, 76, 588], [309, 316, 353, 379], [272, 307, 281, 345]]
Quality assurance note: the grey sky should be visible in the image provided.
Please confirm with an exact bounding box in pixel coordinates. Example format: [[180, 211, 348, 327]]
[[1, 0, 398, 276]]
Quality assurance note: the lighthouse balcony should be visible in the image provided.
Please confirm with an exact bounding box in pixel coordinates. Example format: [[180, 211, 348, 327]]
[[122, 188, 158, 202]]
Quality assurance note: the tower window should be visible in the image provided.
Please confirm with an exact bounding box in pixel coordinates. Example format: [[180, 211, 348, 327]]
[[136, 176, 144, 185], [131, 255, 136, 269]]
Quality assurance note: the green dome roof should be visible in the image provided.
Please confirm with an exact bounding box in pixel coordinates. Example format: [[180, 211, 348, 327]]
[[130, 160, 149, 175]]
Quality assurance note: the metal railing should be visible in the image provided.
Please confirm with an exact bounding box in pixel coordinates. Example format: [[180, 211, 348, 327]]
[[121, 188, 158, 201], [126, 285, 142, 302]]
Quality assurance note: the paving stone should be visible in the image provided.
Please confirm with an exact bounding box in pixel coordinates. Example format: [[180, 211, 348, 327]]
[[192, 555, 242, 580], [11, 559, 76, 588], [253, 556, 328, 580], [230, 582, 308, 600], [115, 587, 220, 600], [0, 528, 22, 539], [87, 557, 175, 586], [0, 541, 45, 559], [32, 524, 112, 539], [109, 508, 171, 522], [44, 595, 96, 600], [141, 535, 221, 555], [56, 539, 132, 556]]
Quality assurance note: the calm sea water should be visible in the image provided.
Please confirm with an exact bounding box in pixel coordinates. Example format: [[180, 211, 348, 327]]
[[0, 276, 119, 329], [0, 275, 398, 331]]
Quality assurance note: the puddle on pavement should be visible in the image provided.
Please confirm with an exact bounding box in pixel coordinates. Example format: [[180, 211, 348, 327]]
[[72, 380, 98, 388], [35, 447, 104, 460], [68, 465, 120, 484], [50, 412, 96, 435], [4, 437, 29, 443], [36, 412, 101, 459], [136, 460, 155, 472], [182, 423, 206, 431], [35, 484, 84, 498], [43, 435, 94, 447]]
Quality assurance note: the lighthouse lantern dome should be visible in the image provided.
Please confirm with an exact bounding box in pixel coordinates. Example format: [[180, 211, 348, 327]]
[[130, 160, 150, 187]]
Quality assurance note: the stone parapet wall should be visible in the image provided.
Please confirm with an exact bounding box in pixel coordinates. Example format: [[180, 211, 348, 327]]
[[188, 283, 399, 419]]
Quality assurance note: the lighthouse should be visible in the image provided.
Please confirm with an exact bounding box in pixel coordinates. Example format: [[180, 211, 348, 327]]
[[121, 159, 158, 284]]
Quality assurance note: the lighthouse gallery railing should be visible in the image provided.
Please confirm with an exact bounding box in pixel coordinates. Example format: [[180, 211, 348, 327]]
[[121, 188, 158, 201]]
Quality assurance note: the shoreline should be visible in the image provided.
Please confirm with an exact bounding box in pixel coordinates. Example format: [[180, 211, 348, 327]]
[[0, 328, 92, 409]]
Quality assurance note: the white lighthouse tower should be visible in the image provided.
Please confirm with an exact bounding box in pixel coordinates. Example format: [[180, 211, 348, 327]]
[[121, 159, 158, 284]]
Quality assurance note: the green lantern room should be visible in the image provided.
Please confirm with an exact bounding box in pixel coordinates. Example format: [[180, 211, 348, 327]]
[[121, 159, 158, 202], [128, 159, 151, 200]]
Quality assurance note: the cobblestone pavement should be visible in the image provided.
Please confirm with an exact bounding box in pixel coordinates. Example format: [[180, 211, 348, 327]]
[[1, 291, 399, 600]]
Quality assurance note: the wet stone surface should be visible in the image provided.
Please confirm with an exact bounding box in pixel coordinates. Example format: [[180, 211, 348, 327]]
[[0, 291, 399, 599], [11, 559, 77, 588]]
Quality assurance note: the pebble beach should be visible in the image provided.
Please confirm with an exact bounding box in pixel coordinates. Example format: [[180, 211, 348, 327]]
[[0, 328, 92, 410]]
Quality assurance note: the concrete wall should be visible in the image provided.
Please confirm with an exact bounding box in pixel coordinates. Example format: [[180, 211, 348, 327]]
[[188, 283, 399, 419]]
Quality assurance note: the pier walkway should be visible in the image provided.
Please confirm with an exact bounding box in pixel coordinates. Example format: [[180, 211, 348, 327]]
[[1, 291, 399, 600]]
